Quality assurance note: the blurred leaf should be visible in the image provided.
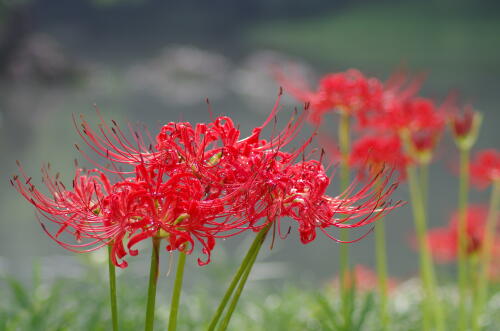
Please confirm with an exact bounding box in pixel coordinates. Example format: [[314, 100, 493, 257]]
[[315, 292, 338, 330], [353, 292, 374, 331], [5, 277, 31, 311]]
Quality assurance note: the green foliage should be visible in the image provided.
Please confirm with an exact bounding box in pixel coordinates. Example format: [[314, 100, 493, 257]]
[[1, 271, 499, 330]]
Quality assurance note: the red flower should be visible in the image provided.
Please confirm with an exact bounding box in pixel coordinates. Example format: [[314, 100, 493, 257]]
[[13, 95, 402, 267], [11, 166, 113, 253], [377, 96, 445, 134], [470, 149, 500, 189], [331, 264, 399, 293], [349, 134, 409, 178], [426, 206, 500, 262], [451, 106, 475, 138], [277, 69, 384, 125], [233, 152, 402, 244]]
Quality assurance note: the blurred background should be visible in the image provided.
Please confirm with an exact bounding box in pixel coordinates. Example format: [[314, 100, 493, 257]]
[[1, 0, 499, 290]]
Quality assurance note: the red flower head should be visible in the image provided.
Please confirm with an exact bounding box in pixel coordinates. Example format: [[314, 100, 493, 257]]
[[451, 106, 474, 138], [11, 165, 113, 254], [235, 151, 402, 245], [369, 94, 447, 165], [277, 69, 384, 125], [426, 206, 500, 263], [13, 93, 402, 267], [447, 104, 483, 149], [470, 149, 500, 189], [331, 264, 399, 293], [349, 134, 409, 178]]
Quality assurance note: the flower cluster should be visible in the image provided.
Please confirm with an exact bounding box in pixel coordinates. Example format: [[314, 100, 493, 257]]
[[470, 149, 500, 189], [12, 97, 401, 268], [278, 69, 383, 125], [331, 264, 399, 293], [349, 134, 409, 178], [426, 206, 500, 276], [279, 69, 477, 173]]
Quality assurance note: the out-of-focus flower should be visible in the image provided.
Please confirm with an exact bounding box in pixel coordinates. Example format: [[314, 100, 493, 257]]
[[330, 264, 399, 293], [470, 149, 500, 189], [373, 96, 446, 164], [349, 134, 409, 178], [426, 206, 500, 265], [448, 105, 482, 150], [277, 69, 384, 125]]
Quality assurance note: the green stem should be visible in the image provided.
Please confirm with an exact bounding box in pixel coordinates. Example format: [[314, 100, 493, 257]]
[[145, 238, 161, 331], [218, 229, 267, 331], [418, 162, 432, 331], [207, 224, 271, 331], [375, 220, 389, 329], [471, 182, 500, 331], [107, 244, 119, 331], [457, 147, 471, 331], [406, 164, 444, 331], [420, 163, 429, 212], [338, 111, 351, 322], [168, 252, 187, 331]]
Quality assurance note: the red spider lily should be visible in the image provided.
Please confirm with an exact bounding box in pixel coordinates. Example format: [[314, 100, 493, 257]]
[[230, 151, 402, 245], [349, 134, 409, 178], [375, 97, 445, 135], [331, 264, 399, 293], [11, 165, 113, 252], [367, 95, 447, 165], [13, 93, 402, 267], [450, 106, 475, 139], [426, 206, 500, 263], [277, 69, 384, 125], [470, 149, 500, 189]]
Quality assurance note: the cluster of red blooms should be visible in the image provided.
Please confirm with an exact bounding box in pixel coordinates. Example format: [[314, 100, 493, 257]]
[[470, 149, 500, 189], [331, 264, 399, 293], [12, 95, 401, 268], [425, 149, 500, 276], [426, 206, 500, 278], [279, 69, 481, 175]]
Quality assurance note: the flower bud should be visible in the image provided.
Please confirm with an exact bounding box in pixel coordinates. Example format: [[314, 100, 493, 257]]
[[451, 106, 482, 150]]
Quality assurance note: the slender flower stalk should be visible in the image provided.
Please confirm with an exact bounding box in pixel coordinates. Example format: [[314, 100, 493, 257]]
[[348, 134, 408, 330], [471, 182, 500, 331], [418, 161, 430, 330], [420, 163, 429, 211], [145, 238, 161, 331], [450, 107, 481, 330], [107, 244, 119, 331], [375, 220, 389, 329], [168, 251, 187, 331], [208, 225, 271, 331], [456, 147, 471, 331], [338, 111, 351, 324], [406, 162, 444, 331], [218, 227, 270, 331]]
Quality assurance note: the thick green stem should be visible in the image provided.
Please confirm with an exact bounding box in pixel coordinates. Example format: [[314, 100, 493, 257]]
[[338, 111, 351, 322], [218, 230, 267, 331], [457, 147, 471, 331], [107, 244, 119, 331], [471, 182, 500, 331], [406, 164, 444, 331], [145, 238, 161, 331], [168, 252, 187, 331], [207, 225, 271, 331], [375, 220, 389, 329]]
